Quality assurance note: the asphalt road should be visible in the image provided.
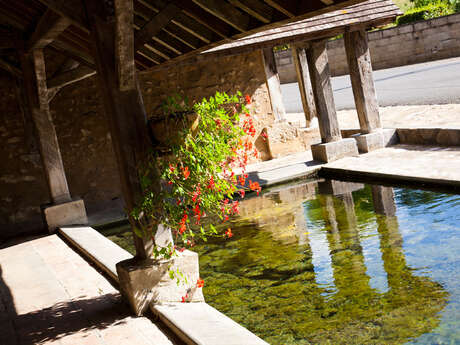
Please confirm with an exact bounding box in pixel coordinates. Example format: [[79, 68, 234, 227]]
[[281, 57, 460, 112]]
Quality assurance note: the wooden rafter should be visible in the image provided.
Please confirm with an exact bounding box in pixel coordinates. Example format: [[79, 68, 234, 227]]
[[0, 58, 22, 77], [27, 9, 71, 52], [228, 0, 274, 23], [192, 0, 251, 32], [134, 2, 181, 52], [263, 0, 297, 17], [47, 64, 95, 89], [36, 0, 88, 33]]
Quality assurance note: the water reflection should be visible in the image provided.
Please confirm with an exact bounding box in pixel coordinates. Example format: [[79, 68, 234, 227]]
[[104, 179, 457, 345], [196, 180, 451, 345]]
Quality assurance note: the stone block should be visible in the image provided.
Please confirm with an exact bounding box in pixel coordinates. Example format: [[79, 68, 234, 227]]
[[398, 25, 414, 34], [311, 138, 358, 163], [351, 129, 398, 153], [42, 199, 88, 233], [116, 250, 204, 316], [318, 179, 364, 196]]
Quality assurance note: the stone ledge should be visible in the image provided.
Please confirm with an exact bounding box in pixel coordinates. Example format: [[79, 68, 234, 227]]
[[396, 128, 460, 146], [311, 138, 359, 163], [58, 225, 132, 281], [152, 303, 269, 345], [351, 129, 398, 153], [43, 199, 88, 233]]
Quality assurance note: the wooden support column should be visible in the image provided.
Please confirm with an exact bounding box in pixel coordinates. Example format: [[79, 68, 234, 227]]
[[292, 44, 316, 127], [306, 40, 341, 143], [261, 47, 286, 122], [20, 50, 72, 204], [83, 0, 153, 259], [344, 29, 381, 133]]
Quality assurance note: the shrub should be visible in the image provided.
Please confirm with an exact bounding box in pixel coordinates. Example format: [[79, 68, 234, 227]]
[[396, 2, 454, 25]]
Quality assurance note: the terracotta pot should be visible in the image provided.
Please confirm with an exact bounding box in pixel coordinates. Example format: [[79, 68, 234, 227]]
[[148, 112, 199, 151]]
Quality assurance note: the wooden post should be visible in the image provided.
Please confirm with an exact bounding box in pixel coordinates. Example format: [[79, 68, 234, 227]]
[[261, 47, 286, 122], [306, 40, 341, 143], [344, 29, 381, 133], [292, 44, 316, 127], [20, 50, 72, 204], [83, 0, 154, 259]]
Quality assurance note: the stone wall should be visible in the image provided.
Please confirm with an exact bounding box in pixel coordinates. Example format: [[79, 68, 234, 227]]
[[0, 50, 280, 238], [0, 71, 122, 240], [276, 13, 460, 83]]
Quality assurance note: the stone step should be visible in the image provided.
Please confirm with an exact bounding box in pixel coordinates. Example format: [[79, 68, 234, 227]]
[[152, 302, 269, 345], [58, 226, 133, 281]]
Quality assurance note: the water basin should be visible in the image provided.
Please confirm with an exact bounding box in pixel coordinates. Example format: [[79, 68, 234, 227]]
[[101, 179, 460, 345]]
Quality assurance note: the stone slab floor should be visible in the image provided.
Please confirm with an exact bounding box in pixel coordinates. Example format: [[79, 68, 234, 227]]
[[324, 144, 460, 186], [0, 235, 179, 345]]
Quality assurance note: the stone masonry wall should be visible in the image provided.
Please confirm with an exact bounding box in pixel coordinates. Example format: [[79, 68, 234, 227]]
[[0, 50, 277, 238], [276, 13, 460, 83], [139, 50, 274, 162], [0, 71, 49, 238]]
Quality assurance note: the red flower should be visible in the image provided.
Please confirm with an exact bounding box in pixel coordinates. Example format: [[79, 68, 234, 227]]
[[181, 293, 188, 303], [239, 189, 245, 198], [261, 131, 268, 141], [245, 94, 251, 104], [197, 278, 204, 288], [182, 166, 190, 180], [238, 176, 246, 186], [249, 180, 262, 195], [207, 175, 215, 189], [169, 164, 175, 173], [225, 228, 233, 238], [231, 201, 240, 215]]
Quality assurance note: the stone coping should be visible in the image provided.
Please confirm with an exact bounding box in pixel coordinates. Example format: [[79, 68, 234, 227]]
[[59, 226, 133, 281], [58, 226, 269, 345], [152, 303, 268, 345]]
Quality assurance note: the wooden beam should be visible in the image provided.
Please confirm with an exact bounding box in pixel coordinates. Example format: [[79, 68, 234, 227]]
[[192, 0, 251, 32], [135, 2, 181, 52], [174, 0, 231, 38], [261, 47, 286, 122], [47, 65, 95, 89], [51, 39, 95, 68], [292, 44, 317, 126], [36, 0, 88, 33], [20, 50, 72, 204], [228, 0, 273, 24], [117, 0, 136, 91], [0, 58, 22, 77], [27, 9, 71, 52], [306, 40, 341, 143], [84, 0, 154, 259], [344, 29, 381, 133], [263, 0, 296, 17]]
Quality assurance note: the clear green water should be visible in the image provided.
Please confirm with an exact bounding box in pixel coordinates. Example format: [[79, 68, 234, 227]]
[[102, 179, 460, 345]]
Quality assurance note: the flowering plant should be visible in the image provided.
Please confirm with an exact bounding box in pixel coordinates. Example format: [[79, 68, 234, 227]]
[[132, 91, 261, 260]]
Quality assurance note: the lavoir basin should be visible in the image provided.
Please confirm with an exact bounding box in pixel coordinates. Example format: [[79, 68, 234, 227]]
[[101, 179, 460, 345]]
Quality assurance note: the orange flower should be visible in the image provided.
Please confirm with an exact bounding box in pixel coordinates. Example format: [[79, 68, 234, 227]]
[[182, 166, 190, 179], [245, 94, 251, 104], [225, 228, 233, 238], [197, 278, 204, 288]]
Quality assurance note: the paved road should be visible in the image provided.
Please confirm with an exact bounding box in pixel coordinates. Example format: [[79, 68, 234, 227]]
[[281, 57, 460, 112]]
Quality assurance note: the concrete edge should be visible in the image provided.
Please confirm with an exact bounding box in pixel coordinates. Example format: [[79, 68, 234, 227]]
[[58, 226, 133, 282], [58, 226, 269, 345], [151, 303, 269, 345], [320, 166, 460, 191]]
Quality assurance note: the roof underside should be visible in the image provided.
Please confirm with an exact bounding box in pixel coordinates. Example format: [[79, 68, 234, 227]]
[[0, 0, 401, 75]]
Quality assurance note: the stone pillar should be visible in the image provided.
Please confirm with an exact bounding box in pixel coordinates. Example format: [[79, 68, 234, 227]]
[[20, 50, 87, 232], [371, 185, 396, 217], [292, 43, 316, 127], [344, 29, 385, 153], [306, 40, 358, 162], [261, 47, 286, 122]]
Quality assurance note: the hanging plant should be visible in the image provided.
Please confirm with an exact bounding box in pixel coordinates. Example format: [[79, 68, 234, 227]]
[[132, 91, 262, 261]]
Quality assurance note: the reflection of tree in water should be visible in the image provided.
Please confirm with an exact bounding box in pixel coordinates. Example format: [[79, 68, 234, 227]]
[[194, 182, 448, 345]]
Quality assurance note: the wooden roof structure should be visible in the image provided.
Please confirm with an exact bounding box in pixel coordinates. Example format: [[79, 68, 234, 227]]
[[204, 0, 401, 56], [0, 0, 399, 80]]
